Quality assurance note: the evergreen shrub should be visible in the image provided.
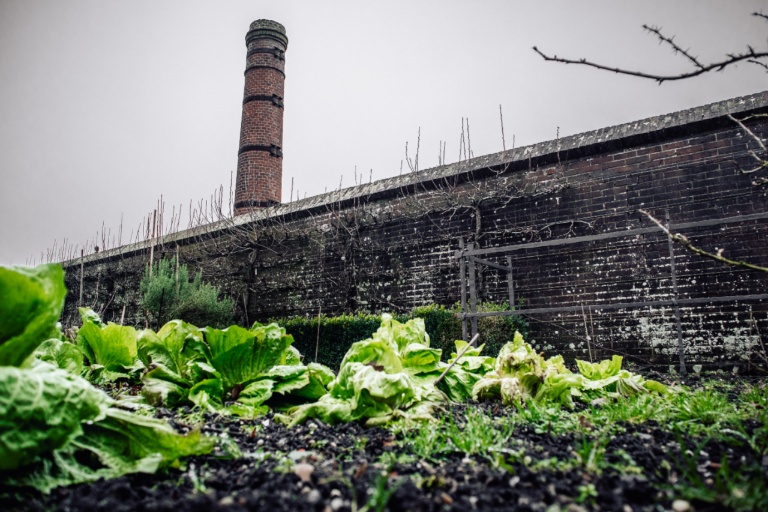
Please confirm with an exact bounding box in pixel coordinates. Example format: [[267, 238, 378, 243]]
[[140, 258, 234, 329]]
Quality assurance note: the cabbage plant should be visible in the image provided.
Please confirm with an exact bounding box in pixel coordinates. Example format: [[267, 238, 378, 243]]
[[472, 331, 667, 406], [76, 307, 145, 384], [0, 264, 213, 493], [286, 314, 488, 426], [139, 320, 334, 417]]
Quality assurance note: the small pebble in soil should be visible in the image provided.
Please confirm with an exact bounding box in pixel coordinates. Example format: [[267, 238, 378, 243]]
[[672, 499, 691, 512], [307, 489, 322, 504], [294, 462, 314, 482]]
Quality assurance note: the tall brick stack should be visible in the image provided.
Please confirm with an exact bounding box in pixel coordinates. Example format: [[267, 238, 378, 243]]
[[234, 20, 288, 215]]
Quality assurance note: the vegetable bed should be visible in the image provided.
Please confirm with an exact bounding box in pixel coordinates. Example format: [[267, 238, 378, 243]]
[[2, 264, 767, 511], [7, 375, 768, 512]]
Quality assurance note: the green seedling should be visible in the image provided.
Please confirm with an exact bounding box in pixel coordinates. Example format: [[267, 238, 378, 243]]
[[576, 483, 598, 504], [357, 471, 400, 512], [574, 436, 606, 474], [445, 408, 515, 456]]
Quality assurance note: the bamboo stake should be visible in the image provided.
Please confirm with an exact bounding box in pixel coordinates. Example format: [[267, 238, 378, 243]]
[[148, 209, 157, 279], [433, 333, 480, 387], [581, 303, 593, 362], [315, 305, 322, 363], [78, 249, 84, 306]]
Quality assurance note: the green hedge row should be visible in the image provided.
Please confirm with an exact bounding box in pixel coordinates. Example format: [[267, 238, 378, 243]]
[[272, 303, 528, 370]]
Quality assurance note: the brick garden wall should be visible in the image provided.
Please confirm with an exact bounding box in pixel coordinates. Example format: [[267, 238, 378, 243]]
[[62, 91, 768, 371]]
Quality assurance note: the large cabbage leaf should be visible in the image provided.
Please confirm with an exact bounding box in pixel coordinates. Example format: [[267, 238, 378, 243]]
[[0, 363, 213, 493], [576, 355, 667, 397], [203, 323, 293, 390], [0, 264, 67, 367], [412, 340, 495, 402], [138, 320, 204, 376], [76, 309, 144, 383], [0, 364, 109, 471], [0, 264, 213, 493], [576, 355, 623, 380], [139, 320, 325, 415], [472, 331, 552, 404]]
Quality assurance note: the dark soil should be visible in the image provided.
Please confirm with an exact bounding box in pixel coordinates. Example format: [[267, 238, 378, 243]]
[[3, 377, 766, 512]]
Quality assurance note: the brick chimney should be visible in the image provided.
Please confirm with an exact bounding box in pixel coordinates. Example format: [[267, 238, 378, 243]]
[[234, 20, 288, 215]]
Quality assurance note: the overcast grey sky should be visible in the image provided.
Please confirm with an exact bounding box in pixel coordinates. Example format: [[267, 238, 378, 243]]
[[1, 0, 766, 265]]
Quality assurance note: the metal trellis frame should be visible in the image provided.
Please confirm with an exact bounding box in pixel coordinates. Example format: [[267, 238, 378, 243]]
[[456, 210, 768, 373]]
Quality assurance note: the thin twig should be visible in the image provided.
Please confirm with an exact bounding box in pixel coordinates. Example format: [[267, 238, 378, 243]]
[[499, 104, 506, 152], [433, 333, 480, 387]]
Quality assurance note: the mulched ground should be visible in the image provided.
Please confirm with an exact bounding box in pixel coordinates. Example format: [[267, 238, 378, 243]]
[[4, 374, 766, 512]]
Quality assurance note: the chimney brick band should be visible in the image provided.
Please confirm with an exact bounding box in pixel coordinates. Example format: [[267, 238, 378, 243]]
[[242, 94, 284, 107]]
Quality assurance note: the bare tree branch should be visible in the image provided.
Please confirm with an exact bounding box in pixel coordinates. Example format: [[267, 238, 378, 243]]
[[642, 24, 703, 70], [748, 59, 768, 72], [533, 14, 768, 83], [533, 45, 768, 83]]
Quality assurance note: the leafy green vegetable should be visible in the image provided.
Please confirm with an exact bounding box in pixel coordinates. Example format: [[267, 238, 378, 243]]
[[138, 320, 329, 415], [0, 264, 67, 367], [286, 315, 449, 426], [32, 338, 84, 375], [577, 355, 622, 380], [0, 360, 215, 489], [408, 339, 496, 403], [76, 308, 145, 383], [203, 323, 293, 390], [137, 320, 208, 407], [472, 332, 667, 406], [576, 356, 667, 397], [0, 363, 213, 493], [472, 331, 552, 405], [0, 364, 108, 471], [0, 265, 214, 494], [138, 320, 203, 373]]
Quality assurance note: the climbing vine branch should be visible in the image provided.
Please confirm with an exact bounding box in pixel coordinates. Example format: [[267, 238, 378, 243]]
[[640, 209, 768, 273]]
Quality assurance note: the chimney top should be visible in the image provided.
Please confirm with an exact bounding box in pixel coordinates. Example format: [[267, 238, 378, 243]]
[[246, 19, 288, 47]]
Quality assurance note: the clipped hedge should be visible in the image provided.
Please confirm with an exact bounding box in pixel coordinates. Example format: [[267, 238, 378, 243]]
[[273, 303, 527, 370]]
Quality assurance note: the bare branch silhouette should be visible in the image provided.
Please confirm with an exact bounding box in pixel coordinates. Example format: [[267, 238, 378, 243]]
[[533, 13, 768, 83]]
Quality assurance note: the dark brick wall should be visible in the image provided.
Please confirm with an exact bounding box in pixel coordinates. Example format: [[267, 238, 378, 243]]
[[62, 91, 768, 371]]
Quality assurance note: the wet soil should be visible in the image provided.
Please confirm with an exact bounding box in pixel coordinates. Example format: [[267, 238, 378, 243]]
[[4, 376, 767, 512]]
